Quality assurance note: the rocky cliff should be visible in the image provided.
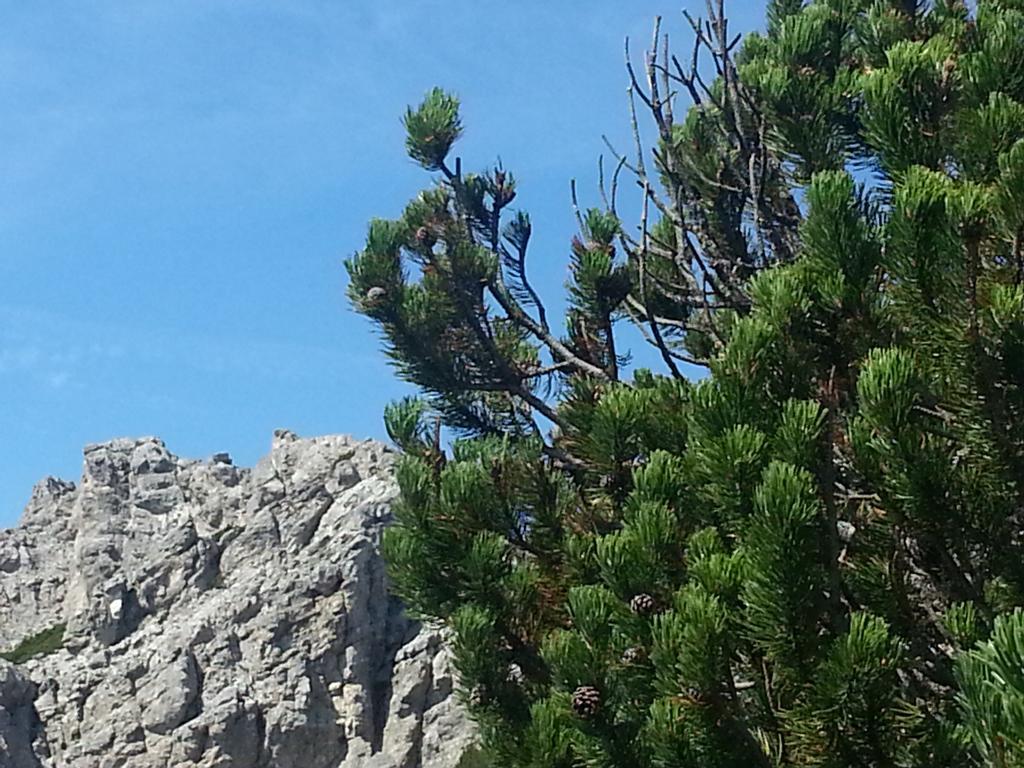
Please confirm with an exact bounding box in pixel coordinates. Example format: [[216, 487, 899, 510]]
[[0, 431, 474, 768]]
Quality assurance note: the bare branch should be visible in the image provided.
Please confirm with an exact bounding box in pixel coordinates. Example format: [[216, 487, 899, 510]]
[[644, 17, 674, 141], [488, 280, 611, 381], [521, 361, 574, 379], [624, 295, 691, 329], [625, 302, 709, 368], [570, 179, 586, 231], [626, 86, 648, 178], [638, 180, 684, 379]]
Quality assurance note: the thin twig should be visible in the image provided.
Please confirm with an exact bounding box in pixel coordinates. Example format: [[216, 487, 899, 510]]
[[638, 180, 684, 379], [570, 179, 586, 231]]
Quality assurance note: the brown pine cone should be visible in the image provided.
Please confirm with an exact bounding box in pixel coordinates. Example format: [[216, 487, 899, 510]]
[[364, 286, 387, 305], [415, 226, 436, 248], [468, 684, 488, 708], [630, 593, 657, 616], [621, 646, 645, 665], [571, 685, 601, 718]]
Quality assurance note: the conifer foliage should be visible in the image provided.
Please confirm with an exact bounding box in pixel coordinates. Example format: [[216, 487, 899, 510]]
[[346, 0, 1024, 764]]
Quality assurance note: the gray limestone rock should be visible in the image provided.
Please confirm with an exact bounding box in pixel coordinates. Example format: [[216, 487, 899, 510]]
[[0, 662, 43, 768], [0, 433, 475, 768]]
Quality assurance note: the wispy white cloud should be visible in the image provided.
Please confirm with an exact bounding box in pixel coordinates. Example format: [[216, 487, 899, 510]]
[[0, 302, 379, 395], [0, 336, 95, 392], [46, 371, 70, 389]]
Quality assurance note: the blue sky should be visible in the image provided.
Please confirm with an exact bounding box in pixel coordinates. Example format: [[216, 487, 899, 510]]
[[0, 1, 762, 526]]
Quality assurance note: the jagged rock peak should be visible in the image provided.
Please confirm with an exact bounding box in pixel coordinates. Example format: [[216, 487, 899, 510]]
[[0, 431, 474, 768]]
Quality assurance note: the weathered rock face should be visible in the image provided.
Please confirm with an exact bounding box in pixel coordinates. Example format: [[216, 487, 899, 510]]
[[0, 662, 42, 768], [0, 431, 474, 768]]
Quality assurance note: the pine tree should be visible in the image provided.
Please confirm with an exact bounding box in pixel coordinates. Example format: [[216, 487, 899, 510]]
[[345, 0, 1024, 764]]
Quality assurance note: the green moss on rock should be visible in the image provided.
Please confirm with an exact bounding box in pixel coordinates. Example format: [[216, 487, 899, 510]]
[[0, 623, 66, 664]]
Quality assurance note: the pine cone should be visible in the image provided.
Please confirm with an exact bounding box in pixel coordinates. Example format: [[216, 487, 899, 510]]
[[571, 685, 601, 718], [365, 286, 387, 304], [837, 520, 856, 543], [630, 593, 657, 616], [468, 684, 488, 708], [415, 226, 436, 248], [621, 646, 645, 665]]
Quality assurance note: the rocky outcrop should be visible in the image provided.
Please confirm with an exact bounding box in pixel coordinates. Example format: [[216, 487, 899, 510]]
[[0, 663, 42, 768], [0, 431, 474, 768]]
